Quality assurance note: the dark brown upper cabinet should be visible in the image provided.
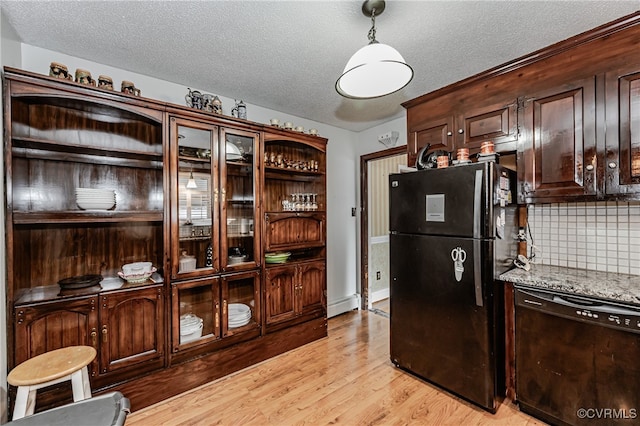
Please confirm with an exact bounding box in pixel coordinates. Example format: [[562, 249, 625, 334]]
[[605, 66, 640, 196], [518, 77, 597, 203], [404, 12, 640, 204], [457, 101, 519, 152], [406, 97, 519, 167]]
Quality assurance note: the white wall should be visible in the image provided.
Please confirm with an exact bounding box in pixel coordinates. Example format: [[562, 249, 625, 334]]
[[353, 117, 408, 301], [0, 10, 21, 423]]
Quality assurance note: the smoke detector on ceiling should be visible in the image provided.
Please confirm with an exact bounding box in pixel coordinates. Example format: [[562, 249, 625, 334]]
[[378, 131, 399, 148]]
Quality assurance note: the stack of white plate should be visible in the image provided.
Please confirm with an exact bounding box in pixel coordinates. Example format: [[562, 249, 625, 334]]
[[228, 303, 251, 328], [180, 313, 203, 344], [76, 188, 116, 210]]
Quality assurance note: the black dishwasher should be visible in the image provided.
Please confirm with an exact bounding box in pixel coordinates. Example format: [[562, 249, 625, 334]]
[[515, 287, 640, 426]]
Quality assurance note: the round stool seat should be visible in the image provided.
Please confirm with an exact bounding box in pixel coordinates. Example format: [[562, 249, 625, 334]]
[[8, 346, 96, 387]]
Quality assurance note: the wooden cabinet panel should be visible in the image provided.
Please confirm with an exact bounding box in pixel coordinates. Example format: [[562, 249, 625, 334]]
[[14, 297, 99, 371], [519, 77, 597, 202], [99, 287, 164, 374], [407, 100, 519, 167], [407, 116, 454, 167], [458, 101, 518, 152], [265, 265, 296, 325], [265, 261, 325, 327], [264, 213, 325, 252], [298, 261, 325, 315], [605, 68, 640, 195]]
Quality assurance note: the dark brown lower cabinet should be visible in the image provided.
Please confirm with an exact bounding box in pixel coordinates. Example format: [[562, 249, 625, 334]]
[[98, 287, 165, 378], [14, 297, 99, 373], [14, 285, 165, 384], [169, 271, 261, 363], [265, 260, 325, 328]]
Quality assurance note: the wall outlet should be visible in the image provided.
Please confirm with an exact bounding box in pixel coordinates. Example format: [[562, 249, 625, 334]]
[[376, 271, 381, 280]]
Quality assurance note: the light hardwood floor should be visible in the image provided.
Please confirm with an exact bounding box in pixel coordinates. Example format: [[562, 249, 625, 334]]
[[127, 309, 544, 425]]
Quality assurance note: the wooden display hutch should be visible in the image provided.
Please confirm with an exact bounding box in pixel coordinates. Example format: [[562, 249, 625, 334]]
[[3, 67, 327, 413], [262, 130, 327, 332]]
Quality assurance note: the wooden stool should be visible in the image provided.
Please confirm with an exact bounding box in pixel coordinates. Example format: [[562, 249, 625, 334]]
[[7, 346, 96, 420]]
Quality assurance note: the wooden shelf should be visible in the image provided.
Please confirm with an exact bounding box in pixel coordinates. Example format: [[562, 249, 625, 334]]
[[12, 137, 163, 169], [178, 155, 210, 164], [265, 210, 325, 216], [264, 167, 324, 181], [11, 92, 163, 125], [14, 275, 164, 306], [178, 235, 211, 242], [13, 210, 163, 224], [226, 160, 253, 167]]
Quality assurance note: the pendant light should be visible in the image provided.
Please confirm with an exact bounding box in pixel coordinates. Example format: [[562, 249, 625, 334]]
[[336, 0, 413, 99], [186, 170, 198, 189]]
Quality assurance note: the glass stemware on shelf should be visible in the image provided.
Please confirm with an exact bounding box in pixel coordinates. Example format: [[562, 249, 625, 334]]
[[281, 193, 319, 211]]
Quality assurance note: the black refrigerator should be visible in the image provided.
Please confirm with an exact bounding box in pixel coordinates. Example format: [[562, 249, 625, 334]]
[[389, 161, 517, 413]]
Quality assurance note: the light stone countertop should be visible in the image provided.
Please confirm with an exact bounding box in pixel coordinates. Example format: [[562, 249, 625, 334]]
[[500, 264, 640, 306]]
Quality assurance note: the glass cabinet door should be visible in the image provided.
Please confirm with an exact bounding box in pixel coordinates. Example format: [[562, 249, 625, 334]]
[[170, 117, 219, 278], [220, 128, 260, 271], [172, 278, 221, 351], [221, 272, 260, 336]]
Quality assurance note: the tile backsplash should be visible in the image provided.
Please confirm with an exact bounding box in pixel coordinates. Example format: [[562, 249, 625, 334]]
[[527, 202, 640, 276]]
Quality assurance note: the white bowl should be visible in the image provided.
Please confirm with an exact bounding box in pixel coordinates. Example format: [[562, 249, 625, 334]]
[[226, 142, 244, 161], [122, 262, 153, 275], [118, 267, 156, 283]]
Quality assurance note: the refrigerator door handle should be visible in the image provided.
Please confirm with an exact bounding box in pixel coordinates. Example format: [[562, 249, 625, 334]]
[[473, 240, 483, 307], [473, 169, 483, 239]]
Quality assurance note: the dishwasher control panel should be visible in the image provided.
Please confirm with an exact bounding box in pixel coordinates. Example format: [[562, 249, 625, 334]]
[[515, 286, 640, 333]]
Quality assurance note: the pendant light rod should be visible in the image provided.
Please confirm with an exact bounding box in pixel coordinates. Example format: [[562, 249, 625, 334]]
[[364, 0, 385, 43], [362, 0, 385, 18]]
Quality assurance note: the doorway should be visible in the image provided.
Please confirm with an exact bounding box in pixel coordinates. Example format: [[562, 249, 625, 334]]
[[360, 147, 407, 314]]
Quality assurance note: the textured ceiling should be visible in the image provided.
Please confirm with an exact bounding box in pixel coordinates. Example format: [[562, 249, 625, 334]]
[[2, 1, 638, 132]]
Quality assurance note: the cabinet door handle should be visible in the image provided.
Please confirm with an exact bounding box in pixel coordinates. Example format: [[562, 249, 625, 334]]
[[221, 188, 226, 202], [215, 302, 220, 329], [214, 188, 219, 203], [458, 129, 464, 134], [447, 131, 453, 136], [102, 325, 108, 343], [608, 162, 617, 169], [223, 300, 227, 317], [90, 328, 97, 347], [585, 164, 594, 171]]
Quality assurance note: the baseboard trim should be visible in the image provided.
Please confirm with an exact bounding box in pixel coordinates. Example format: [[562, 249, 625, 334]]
[[370, 288, 389, 305], [327, 295, 360, 318]]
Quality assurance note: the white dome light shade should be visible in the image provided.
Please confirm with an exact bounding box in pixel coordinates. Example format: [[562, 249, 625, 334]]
[[336, 43, 413, 99]]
